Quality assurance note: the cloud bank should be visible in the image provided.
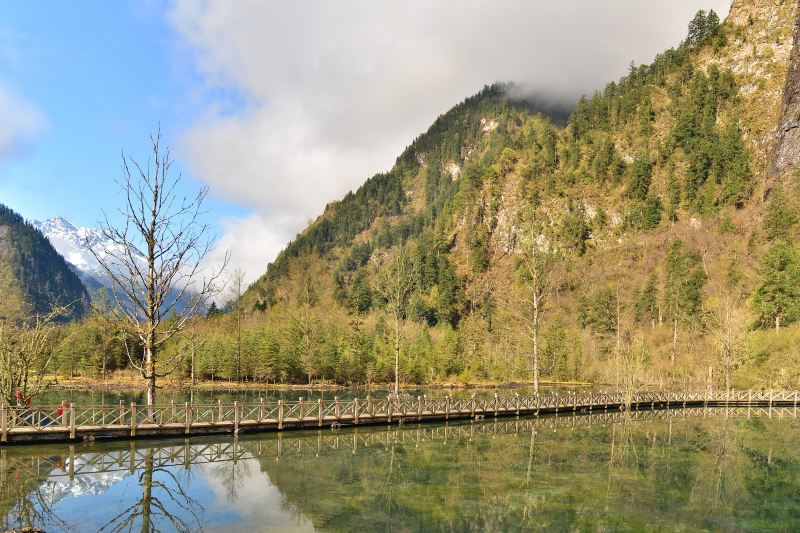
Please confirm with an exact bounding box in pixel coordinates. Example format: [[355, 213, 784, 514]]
[[169, 0, 731, 283]]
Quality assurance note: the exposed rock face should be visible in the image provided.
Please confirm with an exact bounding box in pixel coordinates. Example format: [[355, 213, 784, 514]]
[[772, 0, 800, 178]]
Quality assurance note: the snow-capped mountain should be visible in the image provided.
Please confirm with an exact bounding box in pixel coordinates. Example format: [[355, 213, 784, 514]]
[[33, 216, 144, 282], [34, 216, 198, 314]]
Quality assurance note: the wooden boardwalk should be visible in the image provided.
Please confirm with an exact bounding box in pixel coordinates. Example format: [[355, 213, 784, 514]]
[[1, 389, 798, 445]]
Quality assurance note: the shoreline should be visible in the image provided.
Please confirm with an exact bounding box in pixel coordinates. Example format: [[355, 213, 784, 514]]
[[49, 376, 595, 393]]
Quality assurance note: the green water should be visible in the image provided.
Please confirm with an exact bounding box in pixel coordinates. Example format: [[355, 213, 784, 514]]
[[2, 406, 797, 532]]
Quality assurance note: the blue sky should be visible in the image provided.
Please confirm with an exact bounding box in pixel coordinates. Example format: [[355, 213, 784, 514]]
[[0, 1, 244, 230], [0, 1, 731, 282]]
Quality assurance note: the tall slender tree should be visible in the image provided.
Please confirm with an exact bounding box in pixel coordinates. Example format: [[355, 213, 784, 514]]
[[90, 128, 227, 409], [374, 247, 416, 395]]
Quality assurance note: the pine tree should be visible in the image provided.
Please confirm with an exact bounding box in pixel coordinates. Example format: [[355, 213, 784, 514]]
[[762, 184, 798, 241], [626, 155, 652, 201], [752, 242, 800, 330], [663, 240, 707, 364]]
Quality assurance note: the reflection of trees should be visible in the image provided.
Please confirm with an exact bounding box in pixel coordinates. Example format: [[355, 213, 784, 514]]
[[208, 438, 251, 502], [0, 451, 69, 532], [689, 407, 746, 517], [100, 448, 202, 533]]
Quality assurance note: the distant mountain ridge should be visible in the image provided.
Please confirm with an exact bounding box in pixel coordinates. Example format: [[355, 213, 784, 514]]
[[34, 216, 197, 317], [0, 205, 89, 321]]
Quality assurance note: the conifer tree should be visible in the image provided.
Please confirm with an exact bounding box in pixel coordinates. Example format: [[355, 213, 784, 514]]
[[662, 240, 707, 365], [752, 242, 800, 331]]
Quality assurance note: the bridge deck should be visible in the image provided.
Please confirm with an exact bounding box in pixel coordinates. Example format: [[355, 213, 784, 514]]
[[1, 389, 796, 445]]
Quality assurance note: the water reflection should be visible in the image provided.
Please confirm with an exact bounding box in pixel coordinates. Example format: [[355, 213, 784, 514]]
[[2, 406, 800, 531]]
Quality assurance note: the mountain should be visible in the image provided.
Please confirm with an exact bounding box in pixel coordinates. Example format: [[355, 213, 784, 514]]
[[0, 205, 89, 321], [34, 216, 197, 317], [189, 0, 800, 388]]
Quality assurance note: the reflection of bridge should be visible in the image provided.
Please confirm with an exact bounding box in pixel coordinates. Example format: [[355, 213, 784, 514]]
[[2, 404, 796, 481], [2, 389, 798, 444]]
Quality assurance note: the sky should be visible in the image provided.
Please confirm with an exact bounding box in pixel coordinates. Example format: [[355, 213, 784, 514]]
[[0, 0, 731, 284]]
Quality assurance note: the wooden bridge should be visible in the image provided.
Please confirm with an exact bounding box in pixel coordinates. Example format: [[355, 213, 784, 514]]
[[1, 389, 798, 445]]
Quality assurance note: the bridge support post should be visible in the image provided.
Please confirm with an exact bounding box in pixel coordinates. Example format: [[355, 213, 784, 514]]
[[259, 398, 265, 422], [354, 398, 360, 424], [334, 397, 340, 419], [69, 403, 76, 440], [446, 395, 450, 420], [515, 393, 520, 416], [278, 400, 284, 429], [318, 399, 323, 426], [299, 398, 305, 425], [234, 401, 240, 433], [417, 396, 422, 421], [130, 403, 137, 437], [185, 402, 191, 434], [470, 394, 475, 418], [494, 393, 498, 417]]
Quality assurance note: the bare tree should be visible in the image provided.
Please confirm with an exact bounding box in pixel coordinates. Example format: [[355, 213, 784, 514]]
[[90, 128, 227, 409], [0, 307, 68, 405], [374, 247, 416, 395], [708, 292, 747, 391], [513, 215, 560, 393]]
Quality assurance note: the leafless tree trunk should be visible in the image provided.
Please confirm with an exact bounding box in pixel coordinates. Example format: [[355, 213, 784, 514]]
[[709, 292, 747, 391], [374, 247, 416, 395], [514, 215, 559, 393], [90, 128, 227, 410]]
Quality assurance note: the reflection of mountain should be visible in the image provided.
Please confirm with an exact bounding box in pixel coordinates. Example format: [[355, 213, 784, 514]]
[[42, 459, 125, 507]]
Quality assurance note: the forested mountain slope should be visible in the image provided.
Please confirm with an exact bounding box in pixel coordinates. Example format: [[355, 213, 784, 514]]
[[199, 0, 800, 388], [0, 204, 89, 321]]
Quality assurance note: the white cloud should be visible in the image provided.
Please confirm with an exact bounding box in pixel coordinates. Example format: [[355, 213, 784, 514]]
[[168, 0, 731, 282], [0, 83, 47, 165]]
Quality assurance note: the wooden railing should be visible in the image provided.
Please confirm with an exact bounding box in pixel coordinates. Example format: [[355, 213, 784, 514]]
[[1, 389, 798, 445]]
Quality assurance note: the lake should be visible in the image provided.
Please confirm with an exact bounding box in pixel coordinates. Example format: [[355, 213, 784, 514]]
[[2, 405, 797, 531]]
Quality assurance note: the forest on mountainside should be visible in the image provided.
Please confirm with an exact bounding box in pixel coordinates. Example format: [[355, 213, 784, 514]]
[[0, 204, 88, 322], [41, 4, 800, 391]]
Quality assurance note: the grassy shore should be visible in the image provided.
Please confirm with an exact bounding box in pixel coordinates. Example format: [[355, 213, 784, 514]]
[[50, 372, 593, 392]]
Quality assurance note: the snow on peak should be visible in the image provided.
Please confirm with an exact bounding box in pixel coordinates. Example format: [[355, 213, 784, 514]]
[[33, 216, 141, 276]]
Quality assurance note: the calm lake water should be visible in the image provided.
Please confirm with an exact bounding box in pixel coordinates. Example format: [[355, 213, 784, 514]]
[[35, 385, 582, 406], [2, 406, 797, 532]]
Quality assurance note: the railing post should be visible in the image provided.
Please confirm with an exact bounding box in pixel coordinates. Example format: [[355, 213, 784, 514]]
[[171, 399, 176, 422], [573, 391, 577, 412], [445, 395, 451, 420], [185, 402, 191, 434], [299, 397, 305, 423], [334, 396, 340, 419], [259, 397, 265, 422], [470, 394, 475, 418], [218, 399, 223, 422], [769, 389, 774, 408], [69, 404, 76, 440], [494, 393, 498, 417], [536, 392, 540, 415], [0, 404, 6, 443], [417, 395, 423, 420], [354, 398, 360, 424], [119, 400, 124, 425], [318, 399, 323, 426], [234, 401, 240, 433], [130, 403, 137, 437], [515, 393, 520, 416], [278, 400, 284, 430]]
